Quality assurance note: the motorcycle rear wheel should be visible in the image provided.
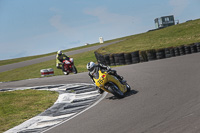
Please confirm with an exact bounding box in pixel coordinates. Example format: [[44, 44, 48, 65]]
[[108, 83, 125, 98], [72, 66, 77, 74]]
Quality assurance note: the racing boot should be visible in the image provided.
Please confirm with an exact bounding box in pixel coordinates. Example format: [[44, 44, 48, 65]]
[[98, 89, 104, 94], [96, 86, 104, 94]]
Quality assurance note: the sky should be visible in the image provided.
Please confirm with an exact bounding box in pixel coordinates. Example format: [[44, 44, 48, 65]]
[[0, 0, 200, 60]]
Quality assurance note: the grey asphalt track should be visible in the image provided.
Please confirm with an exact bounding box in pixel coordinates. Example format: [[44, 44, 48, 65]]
[[0, 40, 123, 73], [1, 52, 200, 133]]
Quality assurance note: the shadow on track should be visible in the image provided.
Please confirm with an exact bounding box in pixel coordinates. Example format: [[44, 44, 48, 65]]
[[106, 90, 138, 100]]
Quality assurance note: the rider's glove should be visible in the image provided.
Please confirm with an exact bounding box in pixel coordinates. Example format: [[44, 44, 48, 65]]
[[107, 66, 111, 71]]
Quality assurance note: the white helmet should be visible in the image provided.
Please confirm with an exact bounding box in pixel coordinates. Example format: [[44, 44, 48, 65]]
[[57, 50, 62, 55], [87, 62, 96, 72]]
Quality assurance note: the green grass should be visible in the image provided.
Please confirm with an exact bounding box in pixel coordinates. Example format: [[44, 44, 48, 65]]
[[0, 42, 100, 66], [1, 19, 200, 82], [1, 19, 200, 132], [0, 89, 58, 133], [0, 38, 123, 66], [0, 50, 97, 82], [96, 19, 200, 54]]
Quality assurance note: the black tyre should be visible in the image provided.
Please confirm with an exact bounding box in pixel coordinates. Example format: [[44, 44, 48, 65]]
[[113, 54, 120, 65], [72, 66, 77, 74], [170, 48, 175, 57], [195, 42, 200, 52], [146, 50, 156, 61], [126, 83, 131, 92], [131, 51, 140, 64], [174, 47, 180, 56], [184, 45, 191, 54], [139, 51, 148, 62], [109, 54, 115, 66], [124, 53, 132, 65], [108, 83, 124, 98], [165, 48, 171, 58], [118, 53, 125, 65], [190, 44, 197, 53], [104, 54, 110, 66], [99, 54, 106, 65], [156, 49, 165, 59], [178, 45, 185, 55]]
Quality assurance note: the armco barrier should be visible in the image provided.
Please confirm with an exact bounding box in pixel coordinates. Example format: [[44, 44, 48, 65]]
[[94, 42, 200, 66]]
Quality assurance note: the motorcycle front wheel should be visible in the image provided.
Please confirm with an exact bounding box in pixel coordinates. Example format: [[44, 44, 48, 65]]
[[62, 65, 69, 75], [108, 83, 125, 98], [126, 83, 131, 92], [63, 71, 69, 75]]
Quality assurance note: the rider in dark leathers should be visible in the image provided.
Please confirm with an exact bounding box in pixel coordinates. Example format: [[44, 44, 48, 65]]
[[87, 62, 124, 94]]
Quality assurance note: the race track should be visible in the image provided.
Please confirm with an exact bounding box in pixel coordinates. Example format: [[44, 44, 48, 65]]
[[0, 40, 123, 73], [1, 53, 200, 133]]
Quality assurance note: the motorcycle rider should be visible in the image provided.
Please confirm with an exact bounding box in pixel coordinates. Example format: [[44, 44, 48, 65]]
[[87, 61, 124, 94], [56, 50, 73, 75], [56, 50, 70, 69]]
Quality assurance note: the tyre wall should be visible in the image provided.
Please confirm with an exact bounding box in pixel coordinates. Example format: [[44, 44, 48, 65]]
[[94, 42, 200, 66]]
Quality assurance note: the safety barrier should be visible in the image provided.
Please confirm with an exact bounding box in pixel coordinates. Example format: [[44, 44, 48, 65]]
[[94, 42, 200, 66], [40, 68, 54, 76]]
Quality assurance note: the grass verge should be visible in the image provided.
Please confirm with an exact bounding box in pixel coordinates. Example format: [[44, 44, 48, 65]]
[[96, 19, 200, 54], [1, 19, 200, 82], [0, 37, 123, 66], [0, 50, 97, 82], [0, 89, 58, 132]]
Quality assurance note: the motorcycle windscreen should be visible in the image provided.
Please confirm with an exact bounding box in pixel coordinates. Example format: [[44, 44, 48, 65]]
[[93, 71, 99, 79]]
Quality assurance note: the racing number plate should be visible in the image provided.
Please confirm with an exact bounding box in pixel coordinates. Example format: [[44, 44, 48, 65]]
[[98, 75, 105, 85]]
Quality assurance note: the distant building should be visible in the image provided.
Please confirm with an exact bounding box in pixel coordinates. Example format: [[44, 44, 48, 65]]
[[154, 15, 175, 29], [99, 37, 104, 44]]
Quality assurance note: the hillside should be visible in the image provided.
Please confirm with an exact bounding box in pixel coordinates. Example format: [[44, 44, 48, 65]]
[[96, 19, 200, 54], [0, 19, 200, 82]]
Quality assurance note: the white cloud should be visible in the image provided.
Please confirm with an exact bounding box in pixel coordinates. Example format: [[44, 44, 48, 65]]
[[49, 7, 78, 37], [49, 7, 63, 14], [84, 7, 135, 25], [83, 7, 144, 37], [169, 0, 189, 16], [49, 14, 73, 35]]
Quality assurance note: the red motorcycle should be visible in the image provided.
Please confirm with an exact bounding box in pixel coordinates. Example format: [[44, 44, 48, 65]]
[[62, 58, 77, 75]]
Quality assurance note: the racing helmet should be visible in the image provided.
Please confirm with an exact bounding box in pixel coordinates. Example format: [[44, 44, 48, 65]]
[[57, 50, 62, 55], [87, 62, 96, 73]]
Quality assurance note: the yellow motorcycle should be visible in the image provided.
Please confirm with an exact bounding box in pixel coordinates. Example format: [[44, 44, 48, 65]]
[[93, 70, 131, 98]]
